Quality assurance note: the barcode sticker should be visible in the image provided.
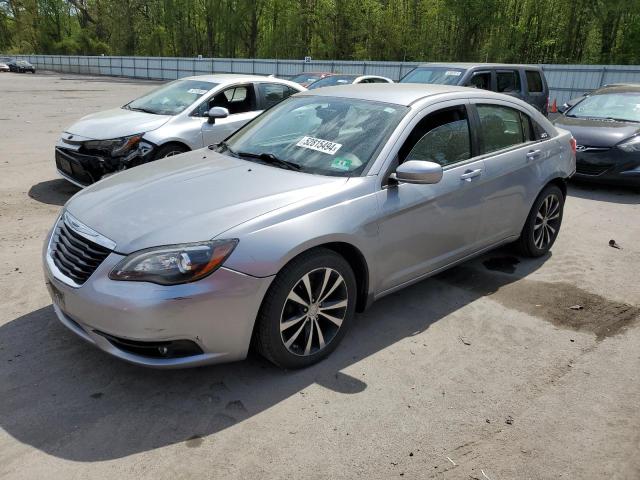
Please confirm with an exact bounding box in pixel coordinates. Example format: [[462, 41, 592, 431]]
[[295, 136, 342, 155]]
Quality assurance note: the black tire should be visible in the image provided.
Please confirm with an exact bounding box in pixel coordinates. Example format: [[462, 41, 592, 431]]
[[254, 248, 357, 369], [517, 184, 564, 257], [154, 143, 189, 160]]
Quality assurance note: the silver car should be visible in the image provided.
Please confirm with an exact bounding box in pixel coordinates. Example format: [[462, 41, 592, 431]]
[[43, 84, 576, 369], [54, 74, 304, 187]]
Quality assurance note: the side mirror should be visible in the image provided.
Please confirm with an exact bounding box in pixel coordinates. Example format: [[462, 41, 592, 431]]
[[392, 160, 443, 185], [557, 103, 568, 114], [206, 106, 229, 124]]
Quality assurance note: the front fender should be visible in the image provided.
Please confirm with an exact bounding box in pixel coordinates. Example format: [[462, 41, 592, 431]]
[[222, 178, 380, 282]]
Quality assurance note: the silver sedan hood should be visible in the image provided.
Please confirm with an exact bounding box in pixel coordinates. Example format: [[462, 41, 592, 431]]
[[66, 108, 172, 140], [65, 150, 347, 253]]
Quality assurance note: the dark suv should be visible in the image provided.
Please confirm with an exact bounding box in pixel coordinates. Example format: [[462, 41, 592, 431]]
[[401, 63, 549, 115]]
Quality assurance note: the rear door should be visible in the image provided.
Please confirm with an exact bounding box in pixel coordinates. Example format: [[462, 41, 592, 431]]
[[469, 100, 558, 244], [496, 69, 524, 101], [256, 82, 298, 110]]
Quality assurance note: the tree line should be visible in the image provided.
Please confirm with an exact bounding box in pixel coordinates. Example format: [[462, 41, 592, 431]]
[[1, 0, 639, 64]]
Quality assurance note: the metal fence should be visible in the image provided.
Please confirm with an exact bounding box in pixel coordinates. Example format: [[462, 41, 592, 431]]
[[11, 54, 640, 105]]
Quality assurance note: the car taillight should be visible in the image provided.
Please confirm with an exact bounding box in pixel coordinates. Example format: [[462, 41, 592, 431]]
[[570, 137, 577, 155]]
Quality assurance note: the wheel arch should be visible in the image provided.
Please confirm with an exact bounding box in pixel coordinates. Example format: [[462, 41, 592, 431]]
[[547, 176, 567, 198], [318, 242, 370, 313], [262, 241, 371, 314], [154, 140, 191, 158]]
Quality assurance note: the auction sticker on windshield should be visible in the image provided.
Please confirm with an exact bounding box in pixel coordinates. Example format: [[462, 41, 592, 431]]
[[296, 136, 342, 155]]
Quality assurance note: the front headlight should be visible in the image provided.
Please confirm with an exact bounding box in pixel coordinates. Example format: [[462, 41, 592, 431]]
[[84, 133, 145, 156], [109, 239, 238, 285], [617, 135, 640, 153]]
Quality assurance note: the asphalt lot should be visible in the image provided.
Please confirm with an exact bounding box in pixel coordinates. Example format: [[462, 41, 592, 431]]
[[0, 72, 639, 480]]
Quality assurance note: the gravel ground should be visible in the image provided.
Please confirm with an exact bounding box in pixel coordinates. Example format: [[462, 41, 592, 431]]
[[0, 72, 639, 480]]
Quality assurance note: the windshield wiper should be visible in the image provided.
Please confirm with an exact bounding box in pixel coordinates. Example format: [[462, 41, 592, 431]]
[[604, 117, 639, 123], [235, 151, 302, 171], [127, 106, 158, 114]]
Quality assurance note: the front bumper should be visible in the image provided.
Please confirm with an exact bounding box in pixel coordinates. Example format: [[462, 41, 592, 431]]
[[43, 241, 274, 368], [55, 137, 155, 187], [574, 147, 640, 186]]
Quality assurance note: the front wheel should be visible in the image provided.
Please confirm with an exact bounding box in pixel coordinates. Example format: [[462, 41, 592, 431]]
[[517, 184, 565, 257], [254, 248, 357, 369], [154, 143, 189, 160]]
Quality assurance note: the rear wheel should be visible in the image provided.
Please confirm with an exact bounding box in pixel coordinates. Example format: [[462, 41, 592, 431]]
[[517, 184, 564, 257], [254, 248, 357, 369], [154, 143, 189, 160]]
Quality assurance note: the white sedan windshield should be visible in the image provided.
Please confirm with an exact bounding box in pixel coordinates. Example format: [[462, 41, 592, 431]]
[[223, 96, 408, 176], [126, 79, 218, 116]]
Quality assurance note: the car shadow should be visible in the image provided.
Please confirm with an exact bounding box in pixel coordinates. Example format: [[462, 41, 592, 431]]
[[28, 179, 80, 206], [568, 181, 640, 204], [0, 248, 547, 462]]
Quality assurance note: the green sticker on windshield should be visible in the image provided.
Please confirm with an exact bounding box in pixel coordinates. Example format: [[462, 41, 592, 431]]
[[331, 157, 352, 171]]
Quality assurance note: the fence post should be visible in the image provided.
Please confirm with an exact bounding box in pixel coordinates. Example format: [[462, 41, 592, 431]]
[[598, 66, 608, 88]]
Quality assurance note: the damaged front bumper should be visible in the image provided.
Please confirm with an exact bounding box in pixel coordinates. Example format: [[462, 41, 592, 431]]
[[55, 134, 155, 187]]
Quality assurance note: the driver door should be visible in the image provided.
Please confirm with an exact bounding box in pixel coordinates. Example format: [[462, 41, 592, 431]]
[[200, 84, 262, 146], [374, 101, 487, 294]]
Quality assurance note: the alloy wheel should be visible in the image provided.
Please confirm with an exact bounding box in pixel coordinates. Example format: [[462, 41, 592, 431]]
[[280, 267, 349, 356], [533, 193, 561, 250], [163, 150, 182, 157]]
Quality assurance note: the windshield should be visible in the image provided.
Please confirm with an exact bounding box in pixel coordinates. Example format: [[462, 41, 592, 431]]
[[221, 95, 408, 176], [567, 93, 640, 123], [400, 67, 466, 85], [290, 73, 326, 84], [126, 79, 218, 116], [307, 75, 358, 90]]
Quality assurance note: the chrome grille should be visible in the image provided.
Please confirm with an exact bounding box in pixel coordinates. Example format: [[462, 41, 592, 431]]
[[50, 217, 112, 285]]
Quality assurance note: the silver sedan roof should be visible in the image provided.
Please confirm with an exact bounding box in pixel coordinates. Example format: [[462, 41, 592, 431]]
[[298, 83, 512, 106]]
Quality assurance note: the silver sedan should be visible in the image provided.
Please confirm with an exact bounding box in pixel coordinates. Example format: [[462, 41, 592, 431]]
[[43, 84, 576, 369]]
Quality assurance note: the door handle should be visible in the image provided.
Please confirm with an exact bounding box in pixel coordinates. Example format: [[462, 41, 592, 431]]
[[526, 149, 542, 160], [460, 169, 482, 182]]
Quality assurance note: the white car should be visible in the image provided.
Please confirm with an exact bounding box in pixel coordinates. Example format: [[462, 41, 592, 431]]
[[307, 74, 393, 89], [55, 74, 305, 187], [0, 62, 10, 72]]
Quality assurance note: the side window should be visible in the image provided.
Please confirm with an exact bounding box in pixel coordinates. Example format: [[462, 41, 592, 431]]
[[467, 72, 491, 90], [210, 85, 255, 115], [371, 78, 389, 83], [399, 105, 471, 167], [519, 112, 534, 142], [258, 83, 295, 109], [531, 118, 550, 140], [525, 70, 543, 93], [496, 70, 521, 93], [477, 104, 526, 153]]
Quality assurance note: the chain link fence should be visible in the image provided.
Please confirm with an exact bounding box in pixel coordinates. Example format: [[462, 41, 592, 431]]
[[10, 54, 640, 105]]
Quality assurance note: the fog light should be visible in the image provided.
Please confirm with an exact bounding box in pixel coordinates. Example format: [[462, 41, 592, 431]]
[[158, 346, 169, 356]]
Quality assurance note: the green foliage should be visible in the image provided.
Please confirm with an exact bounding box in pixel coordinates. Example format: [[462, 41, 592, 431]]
[[0, 0, 639, 64]]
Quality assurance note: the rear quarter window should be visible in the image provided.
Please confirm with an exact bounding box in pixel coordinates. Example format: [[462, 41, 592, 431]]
[[526, 70, 544, 93]]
